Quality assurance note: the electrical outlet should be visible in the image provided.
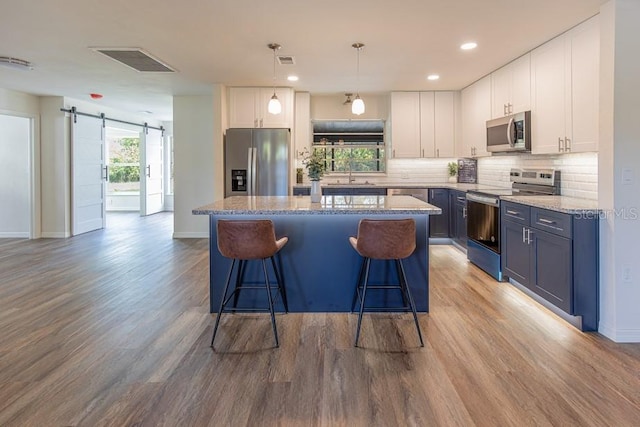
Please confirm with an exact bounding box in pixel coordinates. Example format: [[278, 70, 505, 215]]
[[401, 170, 409, 179]]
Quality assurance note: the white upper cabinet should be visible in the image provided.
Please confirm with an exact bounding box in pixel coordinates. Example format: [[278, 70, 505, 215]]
[[390, 92, 421, 158], [460, 76, 492, 158], [531, 16, 599, 154], [228, 87, 294, 129], [491, 53, 531, 118], [434, 92, 456, 158], [391, 91, 457, 158]]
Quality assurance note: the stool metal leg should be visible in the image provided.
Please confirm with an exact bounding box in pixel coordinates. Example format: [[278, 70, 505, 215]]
[[351, 257, 367, 312], [232, 259, 246, 311], [271, 256, 288, 313], [262, 259, 279, 347], [354, 258, 371, 347], [211, 258, 236, 348], [398, 259, 424, 347]]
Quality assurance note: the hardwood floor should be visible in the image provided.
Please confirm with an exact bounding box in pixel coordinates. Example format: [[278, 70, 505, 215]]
[[1, 212, 639, 426]]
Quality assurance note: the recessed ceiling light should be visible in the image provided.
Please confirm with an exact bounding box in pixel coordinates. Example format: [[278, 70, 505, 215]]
[[427, 74, 440, 81], [460, 42, 478, 51], [287, 75, 299, 82]]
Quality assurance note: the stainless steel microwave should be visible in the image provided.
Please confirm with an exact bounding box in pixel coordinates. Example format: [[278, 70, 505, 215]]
[[486, 110, 531, 153]]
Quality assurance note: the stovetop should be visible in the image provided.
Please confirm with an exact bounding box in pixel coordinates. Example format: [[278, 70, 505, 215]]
[[468, 168, 561, 200]]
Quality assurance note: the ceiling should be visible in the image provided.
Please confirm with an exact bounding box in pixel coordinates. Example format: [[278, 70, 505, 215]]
[[0, 0, 606, 122]]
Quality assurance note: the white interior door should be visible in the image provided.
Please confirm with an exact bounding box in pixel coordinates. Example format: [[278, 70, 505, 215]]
[[72, 115, 106, 235], [0, 115, 31, 238], [141, 128, 163, 216]]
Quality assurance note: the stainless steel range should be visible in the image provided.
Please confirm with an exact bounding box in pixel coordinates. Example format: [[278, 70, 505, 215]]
[[466, 168, 560, 280]]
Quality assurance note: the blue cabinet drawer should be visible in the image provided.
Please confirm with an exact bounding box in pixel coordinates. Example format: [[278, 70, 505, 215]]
[[531, 208, 572, 239], [501, 201, 530, 225]]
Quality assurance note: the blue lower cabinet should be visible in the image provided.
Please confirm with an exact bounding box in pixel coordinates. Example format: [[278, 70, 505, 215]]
[[449, 191, 467, 247], [428, 188, 449, 238], [501, 201, 598, 331], [531, 228, 572, 314], [502, 218, 531, 287]]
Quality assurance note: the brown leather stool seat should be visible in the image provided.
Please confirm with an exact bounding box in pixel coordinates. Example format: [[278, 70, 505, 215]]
[[349, 218, 424, 347], [210, 220, 288, 349]]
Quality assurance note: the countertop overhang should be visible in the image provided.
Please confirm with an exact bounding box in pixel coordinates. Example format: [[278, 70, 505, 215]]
[[193, 195, 442, 216]]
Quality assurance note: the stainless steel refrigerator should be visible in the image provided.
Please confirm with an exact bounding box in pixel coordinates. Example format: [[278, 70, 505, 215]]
[[224, 128, 290, 197]]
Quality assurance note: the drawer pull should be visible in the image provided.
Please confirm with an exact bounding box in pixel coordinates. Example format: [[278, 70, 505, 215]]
[[538, 218, 555, 225], [506, 210, 520, 215], [457, 197, 465, 202]]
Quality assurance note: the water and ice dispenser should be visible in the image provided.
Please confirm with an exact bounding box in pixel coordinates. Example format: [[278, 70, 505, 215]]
[[231, 169, 247, 192]]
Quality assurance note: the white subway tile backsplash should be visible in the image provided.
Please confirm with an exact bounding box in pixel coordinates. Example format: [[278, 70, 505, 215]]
[[380, 152, 598, 200], [478, 152, 598, 200]]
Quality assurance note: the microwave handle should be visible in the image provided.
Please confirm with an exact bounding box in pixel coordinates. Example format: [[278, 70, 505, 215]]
[[506, 117, 514, 147]]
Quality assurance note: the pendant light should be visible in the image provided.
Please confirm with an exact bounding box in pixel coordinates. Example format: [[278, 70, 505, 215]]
[[267, 43, 282, 115], [351, 43, 365, 115]]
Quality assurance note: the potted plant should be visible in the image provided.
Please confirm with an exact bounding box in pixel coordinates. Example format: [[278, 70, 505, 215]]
[[447, 161, 458, 183], [302, 148, 326, 202]]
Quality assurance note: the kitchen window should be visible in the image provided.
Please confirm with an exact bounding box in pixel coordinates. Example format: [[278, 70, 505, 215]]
[[312, 120, 386, 174]]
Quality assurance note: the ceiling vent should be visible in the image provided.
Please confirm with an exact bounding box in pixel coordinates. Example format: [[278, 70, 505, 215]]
[[277, 55, 295, 65], [0, 56, 33, 71], [91, 48, 176, 72]]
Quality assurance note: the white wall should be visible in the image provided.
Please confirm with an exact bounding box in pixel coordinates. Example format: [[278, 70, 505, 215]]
[[173, 86, 225, 238], [310, 93, 389, 120], [0, 115, 30, 237], [598, 0, 640, 342]]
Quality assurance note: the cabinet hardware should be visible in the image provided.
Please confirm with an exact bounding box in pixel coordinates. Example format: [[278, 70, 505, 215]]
[[457, 196, 465, 202], [508, 103, 513, 114], [538, 218, 555, 225], [503, 104, 508, 116], [422, 148, 425, 157], [526, 229, 533, 244], [436, 148, 439, 158], [507, 210, 520, 216], [564, 137, 571, 152], [103, 165, 109, 181], [558, 137, 564, 152], [463, 207, 467, 218], [254, 119, 258, 128], [259, 118, 263, 128], [146, 165, 151, 178], [522, 227, 527, 243], [393, 149, 396, 157]]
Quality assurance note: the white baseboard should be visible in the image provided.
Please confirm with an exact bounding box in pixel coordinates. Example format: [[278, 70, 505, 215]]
[[173, 232, 209, 239], [598, 323, 640, 343], [41, 232, 71, 238], [0, 232, 30, 238]]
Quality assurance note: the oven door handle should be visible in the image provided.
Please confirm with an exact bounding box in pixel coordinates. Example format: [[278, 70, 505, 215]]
[[466, 192, 500, 207]]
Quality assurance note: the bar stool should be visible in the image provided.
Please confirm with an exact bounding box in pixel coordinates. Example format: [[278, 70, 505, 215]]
[[211, 219, 288, 349], [349, 218, 424, 347]]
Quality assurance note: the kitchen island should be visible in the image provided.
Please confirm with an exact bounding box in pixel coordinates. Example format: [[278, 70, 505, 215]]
[[193, 195, 441, 313]]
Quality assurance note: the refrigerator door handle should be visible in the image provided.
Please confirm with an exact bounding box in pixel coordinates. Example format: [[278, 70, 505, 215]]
[[251, 147, 257, 196], [247, 148, 253, 196]]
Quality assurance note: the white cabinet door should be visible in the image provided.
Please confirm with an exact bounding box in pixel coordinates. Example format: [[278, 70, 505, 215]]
[[569, 15, 599, 153], [419, 92, 435, 158], [229, 87, 293, 129], [434, 92, 455, 158], [491, 54, 531, 118], [460, 76, 492, 158], [531, 35, 569, 154], [391, 92, 421, 158], [259, 88, 293, 128], [491, 65, 512, 118], [229, 87, 258, 128]]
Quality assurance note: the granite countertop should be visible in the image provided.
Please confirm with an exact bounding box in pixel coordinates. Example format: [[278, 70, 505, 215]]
[[500, 195, 601, 214], [193, 195, 442, 216]]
